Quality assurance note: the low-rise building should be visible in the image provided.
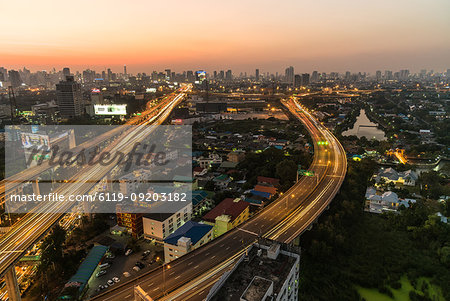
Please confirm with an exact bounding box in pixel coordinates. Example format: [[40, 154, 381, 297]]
[[207, 243, 300, 301], [373, 167, 418, 187], [365, 187, 416, 214], [142, 202, 192, 242], [163, 221, 213, 262], [203, 198, 250, 237]]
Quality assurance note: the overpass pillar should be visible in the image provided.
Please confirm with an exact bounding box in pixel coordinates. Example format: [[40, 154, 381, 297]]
[[5, 266, 21, 301], [31, 179, 40, 195]]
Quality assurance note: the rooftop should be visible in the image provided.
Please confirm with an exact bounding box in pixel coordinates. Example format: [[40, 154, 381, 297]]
[[203, 198, 249, 223], [210, 244, 298, 301], [164, 221, 212, 246]]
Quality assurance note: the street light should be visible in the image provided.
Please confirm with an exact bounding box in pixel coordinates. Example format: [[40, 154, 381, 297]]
[[162, 262, 171, 296]]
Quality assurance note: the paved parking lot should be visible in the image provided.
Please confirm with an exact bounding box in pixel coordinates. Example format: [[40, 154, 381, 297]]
[[86, 240, 163, 298]]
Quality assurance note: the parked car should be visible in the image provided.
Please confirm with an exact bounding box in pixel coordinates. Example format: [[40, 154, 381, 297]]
[[125, 249, 133, 256], [96, 270, 107, 277], [133, 266, 141, 272], [107, 279, 114, 286], [123, 272, 131, 277], [112, 277, 120, 283]]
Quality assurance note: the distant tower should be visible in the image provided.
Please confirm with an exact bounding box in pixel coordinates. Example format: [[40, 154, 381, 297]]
[[62, 67, 71, 79], [285, 66, 294, 85], [255, 69, 260, 81], [56, 76, 83, 118], [124, 65, 127, 76]]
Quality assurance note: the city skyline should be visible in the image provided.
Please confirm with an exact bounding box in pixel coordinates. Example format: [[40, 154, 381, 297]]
[[1, 0, 449, 74]]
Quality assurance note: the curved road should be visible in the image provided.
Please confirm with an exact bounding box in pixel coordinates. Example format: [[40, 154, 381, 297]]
[[92, 96, 347, 301]]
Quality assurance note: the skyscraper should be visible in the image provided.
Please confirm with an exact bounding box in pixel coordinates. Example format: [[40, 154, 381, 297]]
[[56, 76, 83, 118], [8, 70, 22, 87], [311, 71, 319, 83], [285, 66, 294, 84], [375, 70, 382, 81], [225, 70, 232, 81], [255, 69, 260, 81], [124, 65, 127, 76], [301, 73, 310, 86], [165, 69, 171, 81], [294, 74, 301, 87], [62, 67, 71, 79]]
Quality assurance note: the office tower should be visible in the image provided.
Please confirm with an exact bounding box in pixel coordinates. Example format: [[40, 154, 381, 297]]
[[285, 66, 294, 84], [301, 73, 310, 86], [187, 71, 194, 82], [294, 74, 301, 87], [344, 71, 351, 81], [419, 69, 427, 79], [213, 71, 217, 79], [255, 69, 260, 81], [165, 69, 171, 80], [311, 71, 318, 83], [8, 70, 22, 87], [376, 70, 382, 81], [219, 70, 225, 80], [124, 65, 127, 76], [107, 68, 113, 81], [225, 70, 232, 81], [384, 70, 393, 80], [0, 67, 7, 81], [101, 71, 106, 81], [62, 67, 70, 79], [400, 69, 409, 80], [56, 76, 83, 118]]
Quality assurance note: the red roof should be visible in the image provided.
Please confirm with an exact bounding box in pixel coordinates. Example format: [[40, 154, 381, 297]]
[[257, 176, 280, 186], [193, 167, 205, 172], [254, 185, 277, 195], [203, 198, 249, 223]]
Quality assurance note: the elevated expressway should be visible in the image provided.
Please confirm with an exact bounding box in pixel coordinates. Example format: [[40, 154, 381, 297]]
[[0, 86, 191, 300], [93, 96, 347, 301]]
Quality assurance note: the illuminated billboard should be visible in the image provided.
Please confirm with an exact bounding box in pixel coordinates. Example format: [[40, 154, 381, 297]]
[[94, 104, 127, 115]]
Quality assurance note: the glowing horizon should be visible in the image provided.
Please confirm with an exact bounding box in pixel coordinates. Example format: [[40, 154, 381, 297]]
[[1, 0, 449, 74]]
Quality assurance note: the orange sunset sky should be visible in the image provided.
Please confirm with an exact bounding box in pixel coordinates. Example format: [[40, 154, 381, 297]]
[[1, 0, 449, 74]]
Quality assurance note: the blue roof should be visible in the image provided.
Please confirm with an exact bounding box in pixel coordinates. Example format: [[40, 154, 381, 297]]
[[250, 190, 271, 199], [192, 190, 208, 206], [67, 245, 108, 292], [245, 197, 264, 205], [164, 221, 212, 246]]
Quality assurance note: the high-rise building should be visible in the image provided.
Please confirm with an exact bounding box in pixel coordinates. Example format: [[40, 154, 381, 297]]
[[311, 71, 319, 83], [62, 67, 71, 79], [301, 73, 310, 86], [384, 70, 393, 80], [294, 74, 301, 87], [285, 66, 294, 84], [165, 69, 171, 81], [376, 70, 382, 81], [225, 70, 232, 81], [56, 76, 83, 118], [447, 69, 450, 78], [8, 70, 22, 87], [0, 67, 7, 82], [123, 65, 127, 76], [255, 69, 260, 81]]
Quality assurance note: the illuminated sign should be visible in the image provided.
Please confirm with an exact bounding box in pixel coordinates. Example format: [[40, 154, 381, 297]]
[[94, 104, 127, 115], [146, 88, 157, 93], [91, 88, 101, 93]]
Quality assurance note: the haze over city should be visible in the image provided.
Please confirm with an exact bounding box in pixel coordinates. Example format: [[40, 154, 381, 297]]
[[2, 0, 450, 73]]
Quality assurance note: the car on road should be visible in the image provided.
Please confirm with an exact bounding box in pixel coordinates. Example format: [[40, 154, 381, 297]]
[[112, 277, 120, 283], [106, 253, 115, 259], [133, 266, 141, 272], [123, 272, 131, 277], [125, 249, 133, 256], [135, 261, 145, 269], [95, 270, 107, 277], [141, 250, 151, 258], [107, 279, 114, 286]]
